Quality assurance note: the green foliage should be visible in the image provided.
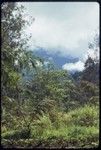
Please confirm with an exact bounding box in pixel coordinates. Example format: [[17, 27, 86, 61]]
[[4, 101, 98, 146], [89, 96, 99, 105], [2, 128, 30, 140], [1, 2, 99, 149], [81, 33, 99, 85], [2, 105, 99, 148], [68, 105, 99, 127], [1, 2, 37, 98], [76, 80, 99, 105]]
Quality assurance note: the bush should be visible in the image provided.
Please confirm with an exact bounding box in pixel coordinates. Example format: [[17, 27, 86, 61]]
[[31, 114, 53, 138], [2, 128, 30, 140], [2, 105, 99, 148], [89, 96, 99, 105], [68, 105, 99, 126]]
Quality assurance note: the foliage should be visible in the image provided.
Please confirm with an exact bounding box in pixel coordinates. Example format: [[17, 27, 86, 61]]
[[81, 33, 99, 85], [1, 2, 99, 149], [2, 105, 99, 148]]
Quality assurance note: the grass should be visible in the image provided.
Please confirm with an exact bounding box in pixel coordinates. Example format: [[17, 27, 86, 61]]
[[1, 104, 99, 148]]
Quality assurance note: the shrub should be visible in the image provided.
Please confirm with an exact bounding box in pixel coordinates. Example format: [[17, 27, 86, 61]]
[[2, 128, 30, 140], [67, 125, 99, 147], [89, 96, 99, 105], [31, 114, 53, 138], [2, 105, 99, 148], [69, 105, 99, 126]]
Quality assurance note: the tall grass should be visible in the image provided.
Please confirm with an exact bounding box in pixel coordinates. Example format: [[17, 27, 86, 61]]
[[2, 104, 99, 148]]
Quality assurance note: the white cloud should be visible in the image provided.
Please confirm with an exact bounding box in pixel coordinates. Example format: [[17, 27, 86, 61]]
[[18, 2, 99, 58], [62, 60, 85, 72], [63, 43, 99, 72]]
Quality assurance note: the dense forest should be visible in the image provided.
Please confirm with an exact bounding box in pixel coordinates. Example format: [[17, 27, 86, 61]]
[[1, 3, 99, 148]]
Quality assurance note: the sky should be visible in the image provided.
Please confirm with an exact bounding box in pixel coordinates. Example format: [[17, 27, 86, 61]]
[[18, 2, 99, 72]]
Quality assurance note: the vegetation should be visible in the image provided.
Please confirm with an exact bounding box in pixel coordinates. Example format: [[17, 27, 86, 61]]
[[1, 2, 99, 148]]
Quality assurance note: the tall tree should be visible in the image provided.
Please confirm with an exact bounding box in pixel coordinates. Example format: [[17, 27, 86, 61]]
[[81, 33, 99, 85], [1, 2, 34, 98]]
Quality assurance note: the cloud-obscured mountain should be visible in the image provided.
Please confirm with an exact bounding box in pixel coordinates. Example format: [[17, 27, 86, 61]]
[[34, 47, 79, 69]]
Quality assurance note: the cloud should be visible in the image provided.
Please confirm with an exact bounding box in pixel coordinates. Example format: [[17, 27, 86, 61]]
[[62, 60, 85, 72], [63, 45, 99, 72], [17, 2, 99, 62], [19, 2, 99, 58]]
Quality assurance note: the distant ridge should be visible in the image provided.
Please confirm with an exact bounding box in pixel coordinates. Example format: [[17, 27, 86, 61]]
[[33, 47, 79, 69]]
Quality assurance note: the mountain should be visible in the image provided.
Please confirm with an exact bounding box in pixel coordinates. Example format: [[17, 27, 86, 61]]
[[33, 47, 79, 69]]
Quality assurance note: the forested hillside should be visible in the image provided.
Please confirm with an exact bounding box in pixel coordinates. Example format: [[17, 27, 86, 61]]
[[1, 3, 99, 148]]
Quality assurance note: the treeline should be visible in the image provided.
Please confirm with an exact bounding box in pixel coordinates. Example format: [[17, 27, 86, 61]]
[[1, 3, 99, 148]]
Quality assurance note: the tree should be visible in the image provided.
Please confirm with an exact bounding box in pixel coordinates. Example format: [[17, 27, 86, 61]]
[[1, 2, 37, 99], [77, 80, 99, 104], [1, 3, 41, 134], [1, 3, 25, 96], [81, 33, 99, 85]]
